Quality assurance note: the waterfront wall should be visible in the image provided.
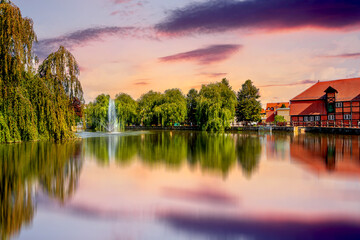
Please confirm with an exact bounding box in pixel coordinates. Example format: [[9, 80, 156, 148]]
[[124, 126, 360, 135]]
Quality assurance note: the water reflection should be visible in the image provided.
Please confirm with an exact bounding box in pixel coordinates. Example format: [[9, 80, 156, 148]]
[[290, 135, 360, 176], [84, 132, 262, 177], [0, 141, 83, 239], [2, 131, 360, 239]]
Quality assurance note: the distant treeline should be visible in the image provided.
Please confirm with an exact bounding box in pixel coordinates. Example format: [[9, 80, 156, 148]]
[[86, 79, 262, 131], [0, 2, 84, 143]]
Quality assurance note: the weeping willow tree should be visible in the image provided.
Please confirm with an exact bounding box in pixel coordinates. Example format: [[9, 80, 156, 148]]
[[0, 1, 84, 143]]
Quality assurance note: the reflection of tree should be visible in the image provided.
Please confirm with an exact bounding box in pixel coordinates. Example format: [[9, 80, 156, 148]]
[[236, 135, 262, 177], [139, 132, 187, 168], [0, 141, 83, 239], [85, 131, 257, 177], [189, 132, 236, 177]]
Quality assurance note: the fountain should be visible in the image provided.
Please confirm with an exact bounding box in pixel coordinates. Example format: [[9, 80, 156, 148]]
[[107, 98, 118, 132]]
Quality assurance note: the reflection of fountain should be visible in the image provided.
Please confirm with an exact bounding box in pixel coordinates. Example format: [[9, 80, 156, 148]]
[[107, 98, 118, 132]]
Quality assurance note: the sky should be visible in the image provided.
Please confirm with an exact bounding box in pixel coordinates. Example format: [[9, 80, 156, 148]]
[[13, 0, 360, 104]]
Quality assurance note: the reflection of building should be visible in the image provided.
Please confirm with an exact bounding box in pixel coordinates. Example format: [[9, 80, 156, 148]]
[[290, 78, 360, 127], [265, 102, 290, 123], [290, 135, 360, 176]]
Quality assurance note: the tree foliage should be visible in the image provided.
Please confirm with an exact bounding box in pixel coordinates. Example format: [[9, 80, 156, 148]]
[[85, 94, 110, 131], [115, 93, 138, 127], [137, 91, 163, 126], [197, 79, 237, 131], [236, 80, 262, 124], [186, 88, 198, 125], [154, 89, 187, 126], [0, 2, 84, 143]]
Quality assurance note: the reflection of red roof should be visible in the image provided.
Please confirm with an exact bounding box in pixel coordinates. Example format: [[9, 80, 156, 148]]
[[266, 102, 289, 111], [290, 100, 326, 116], [292, 78, 360, 101]]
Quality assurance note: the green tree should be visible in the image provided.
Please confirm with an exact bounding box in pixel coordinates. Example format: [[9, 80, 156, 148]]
[[197, 79, 237, 131], [0, 2, 83, 143], [186, 89, 198, 125], [115, 93, 138, 127], [137, 91, 162, 126], [236, 80, 262, 124], [85, 94, 110, 131], [274, 115, 286, 124], [154, 89, 187, 126]]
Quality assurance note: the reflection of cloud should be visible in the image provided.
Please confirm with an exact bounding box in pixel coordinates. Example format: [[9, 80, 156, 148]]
[[162, 186, 238, 206], [319, 52, 360, 58], [156, 0, 360, 35], [259, 79, 317, 88], [35, 26, 155, 60], [159, 44, 242, 65], [161, 212, 360, 239]]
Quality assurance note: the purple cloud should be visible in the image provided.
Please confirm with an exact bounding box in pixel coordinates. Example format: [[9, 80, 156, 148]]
[[159, 44, 242, 65], [320, 52, 360, 58], [162, 186, 238, 206], [156, 0, 360, 35], [199, 72, 227, 78], [35, 26, 154, 60], [259, 79, 317, 88]]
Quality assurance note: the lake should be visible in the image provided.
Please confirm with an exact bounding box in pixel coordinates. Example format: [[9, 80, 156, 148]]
[[1, 131, 360, 240]]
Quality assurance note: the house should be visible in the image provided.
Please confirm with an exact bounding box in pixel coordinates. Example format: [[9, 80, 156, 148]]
[[265, 102, 290, 122], [290, 78, 360, 127]]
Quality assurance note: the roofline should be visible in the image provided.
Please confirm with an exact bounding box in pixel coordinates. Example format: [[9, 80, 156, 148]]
[[290, 77, 360, 101]]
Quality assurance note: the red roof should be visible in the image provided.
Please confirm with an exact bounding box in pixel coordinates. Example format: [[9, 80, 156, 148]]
[[290, 100, 326, 116], [291, 78, 360, 101], [266, 102, 289, 111]]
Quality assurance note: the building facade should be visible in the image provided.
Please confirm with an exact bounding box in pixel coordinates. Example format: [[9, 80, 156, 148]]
[[265, 102, 289, 123], [290, 78, 360, 127]]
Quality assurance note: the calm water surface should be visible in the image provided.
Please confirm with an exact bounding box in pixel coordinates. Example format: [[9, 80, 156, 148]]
[[1, 131, 360, 240]]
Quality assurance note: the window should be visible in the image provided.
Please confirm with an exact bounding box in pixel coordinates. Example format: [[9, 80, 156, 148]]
[[304, 116, 309, 122], [344, 114, 352, 120], [271, 107, 274, 111], [309, 116, 314, 121], [315, 116, 320, 121], [328, 115, 335, 120], [335, 102, 343, 108]]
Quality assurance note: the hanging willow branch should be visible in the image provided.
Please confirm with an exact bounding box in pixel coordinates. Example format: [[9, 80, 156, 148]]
[[38, 46, 84, 103], [0, 1, 37, 85]]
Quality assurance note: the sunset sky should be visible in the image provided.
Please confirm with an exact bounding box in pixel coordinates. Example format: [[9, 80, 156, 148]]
[[14, 0, 360, 104]]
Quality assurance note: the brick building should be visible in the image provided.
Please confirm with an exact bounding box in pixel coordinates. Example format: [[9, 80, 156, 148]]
[[290, 78, 360, 127]]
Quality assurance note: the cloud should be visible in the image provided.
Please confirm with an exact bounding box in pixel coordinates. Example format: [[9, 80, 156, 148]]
[[199, 72, 227, 78], [319, 52, 360, 58], [35, 26, 154, 60], [159, 44, 241, 65], [133, 79, 150, 86], [161, 212, 360, 239], [259, 79, 317, 88], [156, 0, 360, 35], [162, 186, 238, 206]]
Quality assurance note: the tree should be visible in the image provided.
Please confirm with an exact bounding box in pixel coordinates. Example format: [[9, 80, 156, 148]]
[[186, 89, 198, 125], [85, 94, 110, 131], [236, 80, 262, 124], [115, 93, 138, 127], [38, 46, 84, 117], [280, 103, 287, 108], [274, 115, 286, 124], [137, 91, 162, 126], [154, 89, 187, 126], [197, 78, 237, 131]]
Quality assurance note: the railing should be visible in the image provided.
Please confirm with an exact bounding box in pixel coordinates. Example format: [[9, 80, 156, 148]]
[[291, 120, 360, 128]]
